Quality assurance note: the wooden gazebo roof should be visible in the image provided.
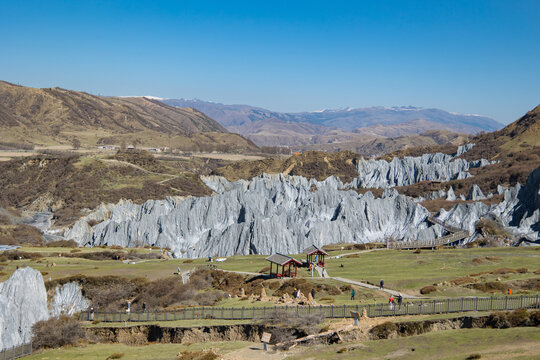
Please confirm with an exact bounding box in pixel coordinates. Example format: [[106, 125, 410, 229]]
[[265, 253, 302, 266], [303, 245, 329, 256]]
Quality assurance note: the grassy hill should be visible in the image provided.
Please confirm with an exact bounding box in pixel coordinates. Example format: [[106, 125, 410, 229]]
[[0, 81, 258, 152]]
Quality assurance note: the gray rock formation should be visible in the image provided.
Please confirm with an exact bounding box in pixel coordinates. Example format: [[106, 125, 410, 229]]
[[50, 282, 89, 317], [67, 174, 443, 258], [467, 184, 486, 201], [351, 147, 491, 188], [437, 166, 540, 242], [446, 187, 456, 201], [0, 267, 48, 350]]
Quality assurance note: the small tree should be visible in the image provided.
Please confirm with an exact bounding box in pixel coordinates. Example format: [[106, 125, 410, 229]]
[[71, 138, 81, 150]]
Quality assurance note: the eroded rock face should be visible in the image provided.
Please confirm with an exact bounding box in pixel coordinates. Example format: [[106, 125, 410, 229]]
[[67, 174, 440, 258], [438, 166, 540, 241], [0, 267, 48, 350], [50, 282, 89, 317], [352, 145, 491, 188]]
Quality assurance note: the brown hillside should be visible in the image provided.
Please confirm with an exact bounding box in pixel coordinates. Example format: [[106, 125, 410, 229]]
[[212, 151, 360, 183], [0, 81, 258, 152], [0, 153, 212, 226]]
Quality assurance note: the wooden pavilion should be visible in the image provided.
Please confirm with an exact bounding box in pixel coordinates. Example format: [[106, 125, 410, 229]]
[[304, 244, 329, 267], [265, 253, 302, 278]]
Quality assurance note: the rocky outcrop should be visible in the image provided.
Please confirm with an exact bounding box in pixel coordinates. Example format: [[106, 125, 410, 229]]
[[437, 166, 540, 242], [467, 184, 486, 201], [0, 267, 49, 350], [67, 174, 442, 258], [446, 187, 456, 201], [50, 282, 89, 317], [351, 145, 492, 188]]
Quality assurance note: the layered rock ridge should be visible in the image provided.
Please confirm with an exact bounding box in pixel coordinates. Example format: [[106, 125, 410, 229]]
[[66, 174, 442, 258], [437, 165, 540, 242], [352, 144, 492, 188]]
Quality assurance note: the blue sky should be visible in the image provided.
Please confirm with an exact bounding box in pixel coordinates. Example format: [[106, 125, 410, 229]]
[[1, 1, 539, 124]]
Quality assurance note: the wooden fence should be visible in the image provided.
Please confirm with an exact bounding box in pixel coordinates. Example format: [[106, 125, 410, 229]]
[[80, 295, 540, 323], [0, 342, 32, 360]]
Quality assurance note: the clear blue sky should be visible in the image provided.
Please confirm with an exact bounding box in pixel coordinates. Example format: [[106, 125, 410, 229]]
[[1, 0, 539, 124]]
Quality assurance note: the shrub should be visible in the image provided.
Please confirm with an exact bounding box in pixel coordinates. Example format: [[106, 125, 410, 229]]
[[0, 250, 43, 261], [87, 219, 103, 227], [451, 276, 476, 285], [370, 321, 397, 339], [420, 285, 437, 294], [466, 354, 482, 360], [507, 308, 529, 327], [487, 312, 510, 329], [32, 316, 85, 349], [468, 281, 506, 293], [516, 268, 528, 274], [106, 353, 124, 359], [260, 310, 325, 335], [46, 239, 78, 248], [177, 350, 219, 360], [414, 249, 421, 254], [491, 268, 517, 275], [530, 310, 540, 326]]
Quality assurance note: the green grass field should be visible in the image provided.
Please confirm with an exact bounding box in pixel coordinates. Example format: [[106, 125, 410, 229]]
[[325, 247, 540, 297], [25, 341, 252, 360], [22, 327, 540, 359], [284, 327, 540, 360], [2, 246, 538, 306]]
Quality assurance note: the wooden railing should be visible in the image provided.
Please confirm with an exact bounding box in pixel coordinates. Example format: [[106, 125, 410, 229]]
[[79, 295, 540, 322], [388, 215, 469, 250]]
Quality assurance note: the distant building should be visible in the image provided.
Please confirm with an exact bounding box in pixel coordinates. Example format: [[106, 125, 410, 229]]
[[148, 148, 162, 153]]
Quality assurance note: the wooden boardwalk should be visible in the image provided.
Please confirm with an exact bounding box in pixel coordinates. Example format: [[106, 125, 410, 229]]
[[387, 215, 469, 250]]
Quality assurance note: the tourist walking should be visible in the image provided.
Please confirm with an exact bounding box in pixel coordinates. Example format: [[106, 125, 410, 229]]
[[351, 289, 355, 300], [389, 295, 394, 310], [380, 279, 384, 289], [397, 295, 402, 310]]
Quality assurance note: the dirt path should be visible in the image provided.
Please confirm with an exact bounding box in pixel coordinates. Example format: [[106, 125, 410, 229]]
[[327, 248, 384, 259], [330, 276, 422, 299], [102, 158, 181, 185], [102, 159, 176, 177]]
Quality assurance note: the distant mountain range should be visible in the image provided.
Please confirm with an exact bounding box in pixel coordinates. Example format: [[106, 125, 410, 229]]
[[162, 99, 503, 149], [0, 81, 257, 152]]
